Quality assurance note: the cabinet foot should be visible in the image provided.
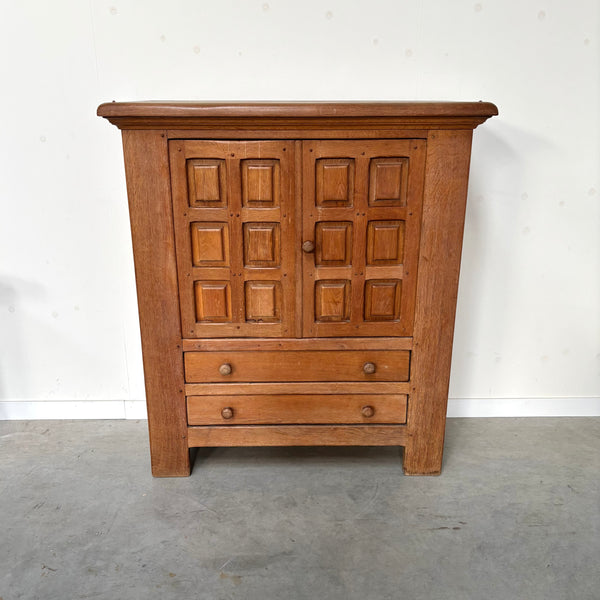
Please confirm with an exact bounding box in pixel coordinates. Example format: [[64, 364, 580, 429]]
[[150, 448, 191, 478], [402, 444, 443, 476]]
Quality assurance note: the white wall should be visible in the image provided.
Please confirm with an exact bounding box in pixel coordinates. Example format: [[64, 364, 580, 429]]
[[0, 0, 598, 419]]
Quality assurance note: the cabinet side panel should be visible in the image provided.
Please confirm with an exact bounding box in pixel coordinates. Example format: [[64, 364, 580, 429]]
[[122, 130, 189, 477], [404, 129, 473, 475]]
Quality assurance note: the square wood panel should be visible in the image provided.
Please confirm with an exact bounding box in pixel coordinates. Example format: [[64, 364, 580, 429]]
[[243, 223, 281, 267], [315, 222, 353, 266], [241, 160, 280, 207], [368, 158, 408, 207], [187, 159, 226, 207], [364, 280, 402, 321], [315, 280, 351, 322], [316, 159, 354, 207], [245, 281, 282, 322], [190, 222, 229, 266], [194, 281, 232, 322], [366, 220, 405, 266]]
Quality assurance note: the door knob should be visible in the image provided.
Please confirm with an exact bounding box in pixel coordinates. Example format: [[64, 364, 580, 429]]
[[302, 240, 315, 253]]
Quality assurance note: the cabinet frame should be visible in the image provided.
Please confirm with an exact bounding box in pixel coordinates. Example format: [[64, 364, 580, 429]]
[[99, 102, 497, 477]]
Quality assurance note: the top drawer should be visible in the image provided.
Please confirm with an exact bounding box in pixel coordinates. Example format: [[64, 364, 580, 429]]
[[184, 349, 410, 383]]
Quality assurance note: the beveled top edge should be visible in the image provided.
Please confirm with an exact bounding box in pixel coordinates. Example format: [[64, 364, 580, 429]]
[[97, 101, 498, 119]]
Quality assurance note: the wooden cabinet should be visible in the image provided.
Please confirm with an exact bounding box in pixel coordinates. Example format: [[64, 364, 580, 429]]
[[98, 102, 497, 477]]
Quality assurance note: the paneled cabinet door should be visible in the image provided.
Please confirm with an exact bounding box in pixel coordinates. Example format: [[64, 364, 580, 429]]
[[302, 140, 426, 337], [170, 140, 297, 338]]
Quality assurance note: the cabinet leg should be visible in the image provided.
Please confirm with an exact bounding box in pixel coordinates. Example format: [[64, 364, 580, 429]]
[[147, 416, 191, 477], [402, 437, 444, 476], [149, 443, 191, 478]]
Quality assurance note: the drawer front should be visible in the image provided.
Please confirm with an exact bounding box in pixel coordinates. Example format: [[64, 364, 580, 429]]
[[187, 394, 407, 425], [184, 350, 410, 383]]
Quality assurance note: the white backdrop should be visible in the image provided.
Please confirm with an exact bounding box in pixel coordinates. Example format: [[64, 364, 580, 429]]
[[0, 0, 598, 419]]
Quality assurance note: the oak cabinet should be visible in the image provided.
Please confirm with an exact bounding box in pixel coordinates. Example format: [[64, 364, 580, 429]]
[[98, 102, 497, 477]]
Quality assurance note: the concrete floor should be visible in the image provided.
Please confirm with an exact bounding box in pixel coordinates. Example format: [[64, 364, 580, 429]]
[[0, 418, 598, 600]]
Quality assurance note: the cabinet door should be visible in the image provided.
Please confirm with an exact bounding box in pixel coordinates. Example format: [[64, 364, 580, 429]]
[[302, 140, 426, 337], [170, 141, 297, 338]]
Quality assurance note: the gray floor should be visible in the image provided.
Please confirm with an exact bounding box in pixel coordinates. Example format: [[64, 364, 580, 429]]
[[0, 418, 599, 600]]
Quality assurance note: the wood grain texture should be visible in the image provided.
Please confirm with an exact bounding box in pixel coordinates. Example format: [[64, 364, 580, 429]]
[[98, 101, 497, 118], [182, 336, 412, 351], [169, 140, 296, 338], [168, 128, 430, 140], [403, 129, 474, 476], [184, 349, 410, 383], [302, 139, 426, 337], [187, 424, 408, 447], [98, 102, 498, 131], [187, 394, 407, 425], [184, 381, 410, 395], [121, 130, 189, 477]]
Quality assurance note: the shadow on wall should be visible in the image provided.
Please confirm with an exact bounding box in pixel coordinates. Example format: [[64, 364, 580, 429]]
[[452, 123, 554, 396]]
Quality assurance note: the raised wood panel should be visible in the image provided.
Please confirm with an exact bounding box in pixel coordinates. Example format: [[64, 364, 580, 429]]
[[315, 222, 352, 265], [245, 281, 281, 322], [194, 281, 231, 322], [366, 220, 405, 265], [316, 159, 354, 206], [187, 159, 226, 207], [243, 222, 280, 267], [187, 394, 407, 425], [364, 280, 402, 321], [315, 280, 351, 322], [187, 424, 409, 448], [184, 349, 411, 383], [190, 222, 229, 266], [241, 159, 280, 207], [368, 158, 408, 206]]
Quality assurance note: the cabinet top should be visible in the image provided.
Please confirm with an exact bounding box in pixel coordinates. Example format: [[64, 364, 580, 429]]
[[97, 101, 497, 131]]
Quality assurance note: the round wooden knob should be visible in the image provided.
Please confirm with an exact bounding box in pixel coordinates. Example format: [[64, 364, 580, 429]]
[[302, 240, 315, 253], [361, 405, 375, 418], [219, 363, 232, 376], [221, 407, 234, 420], [363, 362, 376, 374]]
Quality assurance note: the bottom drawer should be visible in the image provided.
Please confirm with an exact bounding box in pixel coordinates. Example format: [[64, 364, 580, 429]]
[[187, 394, 407, 425]]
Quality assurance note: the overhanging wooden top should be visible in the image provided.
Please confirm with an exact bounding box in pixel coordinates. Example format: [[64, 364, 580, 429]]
[[97, 101, 498, 131]]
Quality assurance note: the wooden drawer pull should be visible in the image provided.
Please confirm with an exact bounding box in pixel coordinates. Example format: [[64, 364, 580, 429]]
[[361, 405, 375, 418], [363, 362, 376, 374], [219, 363, 232, 376], [221, 407, 234, 420]]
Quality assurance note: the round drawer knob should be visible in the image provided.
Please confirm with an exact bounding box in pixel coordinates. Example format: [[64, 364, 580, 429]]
[[219, 363, 232, 376], [302, 240, 315, 253], [361, 405, 375, 418], [221, 407, 234, 420], [363, 362, 376, 374]]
